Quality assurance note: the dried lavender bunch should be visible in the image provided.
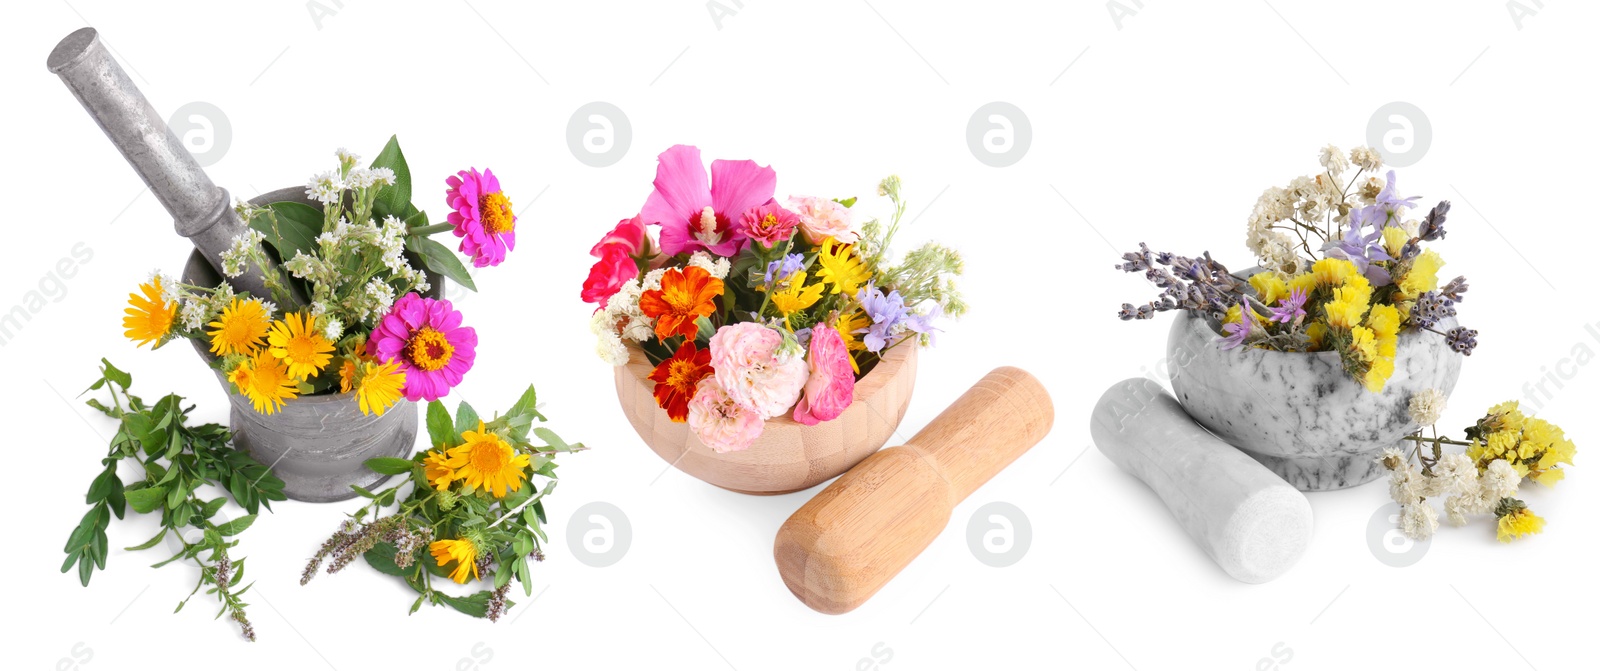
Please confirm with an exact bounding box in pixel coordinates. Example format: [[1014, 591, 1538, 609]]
[[1116, 243, 1249, 321]]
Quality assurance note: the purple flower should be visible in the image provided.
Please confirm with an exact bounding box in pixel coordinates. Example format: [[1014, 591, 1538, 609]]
[[1268, 288, 1308, 324], [1376, 170, 1420, 215], [902, 303, 943, 345], [1217, 308, 1254, 351], [1325, 206, 1394, 285], [857, 282, 909, 353], [764, 253, 805, 284]]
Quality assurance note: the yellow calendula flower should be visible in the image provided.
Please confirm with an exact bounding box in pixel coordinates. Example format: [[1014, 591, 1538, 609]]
[[235, 351, 298, 414], [422, 449, 456, 491], [770, 272, 824, 327], [267, 312, 335, 379], [207, 298, 271, 356], [1249, 271, 1290, 307], [352, 360, 407, 416], [123, 277, 176, 348], [814, 239, 873, 296], [443, 421, 531, 498], [1398, 250, 1444, 299], [1381, 226, 1409, 259], [1495, 505, 1544, 543], [429, 537, 480, 584]]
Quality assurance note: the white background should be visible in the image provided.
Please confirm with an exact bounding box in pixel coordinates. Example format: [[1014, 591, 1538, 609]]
[[4, 1, 1596, 669]]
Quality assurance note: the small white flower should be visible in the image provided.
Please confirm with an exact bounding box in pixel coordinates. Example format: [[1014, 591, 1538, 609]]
[[147, 270, 181, 303], [1432, 453, 1478, 497], [364, 278, 396, 313], [260, 301, 278, 316], [1443, 495, 1472, 526], [306, 170, 345, 204], [233, 198, 259, 221], [1387, 463, 1422, 505], [284, 251, 318, 279], [1479, 459, 1521, 500], [346, 167, 378, 190], [640, 269, 667, 292], [368, 167, 396, 187], [1407, 389, 1447, 426], [688, 251, 731, 280], [323, 317, 343, 341], [179, 298, 208, 331], [310, 301, 329, 317], [335, 147, 360, 166], [590, 312, 630, 366], [220, 248, 247, 278], [622, 317, 654, 342], [1399, 502, 1438, 541], [1318, 144, 1350, 175], [1349, 146, 1383, 172]]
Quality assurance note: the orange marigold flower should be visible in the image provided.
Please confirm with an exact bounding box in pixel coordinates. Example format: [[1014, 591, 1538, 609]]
[[638, 265, 723, 341], [649, 340, 714, 422]]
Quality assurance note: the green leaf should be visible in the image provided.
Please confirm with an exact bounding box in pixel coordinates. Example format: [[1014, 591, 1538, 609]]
[[409, 594, 426, 615], [251, 202, 323, 262], [125, 527, 168, 551], [426, 400, 455, 447], [125, 486, 167, 514], [364, 457, 415, 475], [363, 542, 412, 577], [438, 591, 494, 618], [201, 497, 228, 519], [87, 468, 118, 504], [350, 485, 378, 499], [406, 235, 477, 291], [214, 515, 257, 537], [100, 358, 132, 390], [454, 401, 479, 436], [508, 385, 539, 422], [834, 196, 857, 208], [533, 427, 575, 452], [370, 135, 413, 215]]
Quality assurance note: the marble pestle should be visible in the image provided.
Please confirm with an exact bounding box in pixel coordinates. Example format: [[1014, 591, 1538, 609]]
[[1091, 378, 1312, 583]]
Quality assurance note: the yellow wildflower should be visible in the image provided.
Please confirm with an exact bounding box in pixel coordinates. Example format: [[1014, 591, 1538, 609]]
[[1495, 505, 1544, 543], [429, 537, 480, 583], [207, 298, 271, 357], [1308, 258, 1358, 289], [770, 272, 823, 327], [352, 360, 407, 416], [123, 277, 176, 348], [1366, 304, 1400, 360], [1397, 250, 1444, 299], [1249, 271, 1290, 306], [422, 449, 456, 491], [1381, 226, 1409, 259], [814, 239, 872, 296], [443, 421, 531, 498], [833, 309, 871, 374]]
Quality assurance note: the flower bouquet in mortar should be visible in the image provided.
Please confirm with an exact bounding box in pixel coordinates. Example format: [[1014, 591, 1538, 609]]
[[1112, 144, 1577, 538], [583, 145, 965, 494], [122, 139, 523, 500]]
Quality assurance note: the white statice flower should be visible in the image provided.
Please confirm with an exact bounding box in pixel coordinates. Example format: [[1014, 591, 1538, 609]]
[[377, 216, 407, 272], [1431, 453, 1478, 498], [364, 278, 396, 315], [323, 317, 344, 342], [1399, 501, 1438, 541], [1479, 459, 1521, 500], [1443, 495, 1473, 526], [1318, 144, 1350, 175], [335, 147, 360, 166], [1407, 389, 1447, 427], [310, 301, 329, 317], [1253, 231, 1302, 274], [640, 268, 668, 292], [687, 251, 731, 280], [589, 312, 630, 366], [178, 297, 208, 331], [1387, 462, 1422, 505], [305, 170, 344, 204], [284, 251, 318, 279], [1349, 146, 1383, 172]]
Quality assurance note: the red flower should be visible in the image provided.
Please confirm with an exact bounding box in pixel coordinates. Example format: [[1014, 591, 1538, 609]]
[[581, 215, 652, 306], [649, 340, 713, 422]]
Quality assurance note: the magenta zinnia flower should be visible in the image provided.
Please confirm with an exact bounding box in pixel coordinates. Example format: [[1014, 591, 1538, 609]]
[[641, 145, 777, 257], [445, 168, 516, 268], [366, 293, 477, 401]]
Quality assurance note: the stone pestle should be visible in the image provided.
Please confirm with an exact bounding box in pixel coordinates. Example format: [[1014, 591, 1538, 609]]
[[1091, 378, 1312, 583], [47, 27, 290, 305]]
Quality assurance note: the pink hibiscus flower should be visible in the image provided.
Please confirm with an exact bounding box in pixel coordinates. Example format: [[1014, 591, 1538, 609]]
[[640, 145, 777, 257], [582, 215, 653, 306], [793, 324, 855, 425], [445, 167, 516, 268], [366, 293, 477, 401]]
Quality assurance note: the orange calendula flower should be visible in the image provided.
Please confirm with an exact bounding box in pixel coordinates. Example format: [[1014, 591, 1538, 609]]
[[422, 449, 456, 491], [234, 351, 298, 414], [267, 312, 335, 379], [429, 537, 480, 584], [443, 421, 531, 498], [123, 277, 176, 347], [638, 265, 723, 341], [649, 340, 714, 422]]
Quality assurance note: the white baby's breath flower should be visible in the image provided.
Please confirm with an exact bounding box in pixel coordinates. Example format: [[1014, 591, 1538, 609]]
[[1350, 146, 1383, 172], [687, 251, 731, 280], [1318, 144, 1350, 175], [1408, 389, 1447, 426], [306, 170, 344, 204], [1399, 502, 1438, 541]]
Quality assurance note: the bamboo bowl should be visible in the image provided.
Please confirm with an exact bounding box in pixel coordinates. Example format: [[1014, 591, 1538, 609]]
[[613, 342, 918, 495]]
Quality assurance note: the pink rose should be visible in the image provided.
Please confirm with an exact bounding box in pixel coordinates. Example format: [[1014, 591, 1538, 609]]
[[709, 322, 808, 419], [581, 216, 652, 306], [688, 377, 766, 453], [737, 202, 800, 248], [787, 196, 857, 245], [793, 324, 855, 425]]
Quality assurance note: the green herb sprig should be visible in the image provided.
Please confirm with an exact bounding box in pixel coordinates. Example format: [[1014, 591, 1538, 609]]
[[62, 359, 287, 641], [301, 385, 582, 621]]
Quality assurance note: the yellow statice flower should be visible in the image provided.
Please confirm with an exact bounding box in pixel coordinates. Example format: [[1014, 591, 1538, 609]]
[[1495, 506, 1544, 543], [1397, 249, 1444, 299], [1324, 276, 1373, 330], [429, 537, 480, 583], [1308, 257, 1359, 290], [1362, 357, 1395, 393], [267, 312, 335, 379], [123, 277, 176, 348], [1249, 271, 1290, 306], [1348, 326, 1377, 361], [1366, 303, 1400, 360], [1465, 402, 1576, 485], [814, 239, 872, 296], [1381, 226, 1409, 259], [207, 298, 271, 357], [443, 421, 531, 498], [770, 271, 823, 327], [1305, 322, 1329, 349]]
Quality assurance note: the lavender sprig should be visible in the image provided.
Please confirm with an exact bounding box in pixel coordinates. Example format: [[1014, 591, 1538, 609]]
[[1115, 243, 1246, 321]]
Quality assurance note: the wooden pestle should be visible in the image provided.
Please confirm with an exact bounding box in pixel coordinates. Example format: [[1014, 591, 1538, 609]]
[[775, 367, 1054, 614], [1090, 378, 1311, 584], [47, 27, 284, 304]]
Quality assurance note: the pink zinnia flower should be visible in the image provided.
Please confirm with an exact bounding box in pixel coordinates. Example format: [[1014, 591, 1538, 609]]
[[687, 377, 766, 453], [737, 202, 800, 248], [445, 168, 517, 268], [582, 215, 652, 306], [366, 293, 477, 401], [788, 195, 857, 245], [641, 145, 777, 257], [793, 324, 855, 425], [708, 322, 808, 419]]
